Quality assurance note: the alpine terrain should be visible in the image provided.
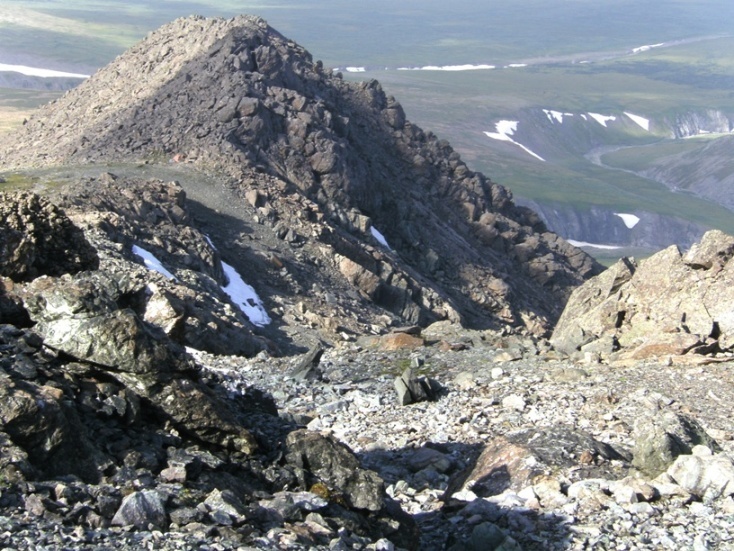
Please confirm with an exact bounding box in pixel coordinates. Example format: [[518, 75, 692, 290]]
[[2, 15, 734, 550]]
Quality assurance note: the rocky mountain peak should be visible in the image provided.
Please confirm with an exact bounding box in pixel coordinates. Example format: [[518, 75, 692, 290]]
[[1, 15, 600, 338]]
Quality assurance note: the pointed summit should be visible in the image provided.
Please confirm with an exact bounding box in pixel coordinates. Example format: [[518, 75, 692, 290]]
[[0, 15, 601, 334]]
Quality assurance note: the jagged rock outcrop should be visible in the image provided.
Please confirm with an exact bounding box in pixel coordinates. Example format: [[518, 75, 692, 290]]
[[667, 109, 732, 139], [58, 176, 271, 356], [2, 184, 267, 357], [551, 229, 734, 360], [0, 15, 601, 336], [0, 191, 99, 282], [0, 304, 417, 548]]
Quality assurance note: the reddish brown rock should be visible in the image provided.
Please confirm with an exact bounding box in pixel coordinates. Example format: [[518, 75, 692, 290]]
[[552, 230, 734, 360]]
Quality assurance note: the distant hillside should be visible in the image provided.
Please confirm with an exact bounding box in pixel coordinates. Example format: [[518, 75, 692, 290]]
[[607, 134, 734, 211], [480, 107, 734, 250], [368, 33, 734, 256]]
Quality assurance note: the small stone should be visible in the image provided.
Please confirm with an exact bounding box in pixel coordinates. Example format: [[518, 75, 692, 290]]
[[693, 535, 711, 551], [502, 394, 526, 412], [289, 345, 324, 381], [111, 490, 168, 530], [454, 371, 475, 390], [470, 522, 506, 550], [721, 496, 734, 514], [490, 367, 504, 380], [160, 465, 187, 483], [408, 447, 452, 473], [204, 489, 246, 517], [613, 485, 638, 505], [689, 502, 712, 516], [24, 494, 46, 517], [494, 350, 521, 363], [692, 445, 713, 457], [394, 368, 436, 406]]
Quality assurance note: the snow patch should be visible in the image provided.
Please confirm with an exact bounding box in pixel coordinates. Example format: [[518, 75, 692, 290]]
[[370, 226, 392, 250], [484, 120, 545, 161], [543, 109, 574, 124], [632, 42, 664, 54], [624, 112, 650, 131], [0, 63, 90, 79], [132, 245, 177, 281], [588, 113, 617, 127], [398, 64, 495, 72], [567, 240, 622, 250], [221, 262, 271, 327], [614, 213, 640, 229]]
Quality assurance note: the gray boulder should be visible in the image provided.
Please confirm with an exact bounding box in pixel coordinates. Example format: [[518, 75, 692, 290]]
[[285, 429, 384, 512], [632, 411, 720, 477], [20, 270, 258, 455], [258, 491, 328, 522], [666, 447, 734, 501], [394, 367, 438, 406], [0, 378, 107, 482], [204, 488, 247, 518], [445, 426, 630, 499], [22, 271, 192, 380], [111, 490, 168, 530]]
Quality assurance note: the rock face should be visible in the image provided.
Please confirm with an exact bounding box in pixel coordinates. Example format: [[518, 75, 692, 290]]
[[0, 311, 416, 548], [0, 15, 601, 336], [551, 230, 734, 360], [1, 181, 268, 358], [0, 191, 99, 282]]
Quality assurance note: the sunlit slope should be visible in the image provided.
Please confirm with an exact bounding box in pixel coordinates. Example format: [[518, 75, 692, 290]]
[[369, 36, 734, 241]]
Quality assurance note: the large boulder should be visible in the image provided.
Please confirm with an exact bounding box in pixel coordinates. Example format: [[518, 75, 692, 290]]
[[0, 325, 107, 482], [665, 447, 734, 501], [22, 272, 192, 381], [20, 270, 258, 454], [632, 411, 721, 476], [551, 230, 734, 359], [285, 429, 384, 512], [0, 191, 98, 282], [444, 426, 630, 499]]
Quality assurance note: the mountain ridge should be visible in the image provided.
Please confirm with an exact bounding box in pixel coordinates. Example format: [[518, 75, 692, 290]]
[[0, 14, 601, 337]]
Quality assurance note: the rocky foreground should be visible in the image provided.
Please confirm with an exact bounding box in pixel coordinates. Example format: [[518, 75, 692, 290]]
[[2, 319, 734, 550], [2, 182, 734, 550]]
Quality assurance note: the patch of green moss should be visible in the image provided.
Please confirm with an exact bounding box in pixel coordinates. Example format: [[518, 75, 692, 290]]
[[0, 173, 36, 191], [0, 172, 64, 193]]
